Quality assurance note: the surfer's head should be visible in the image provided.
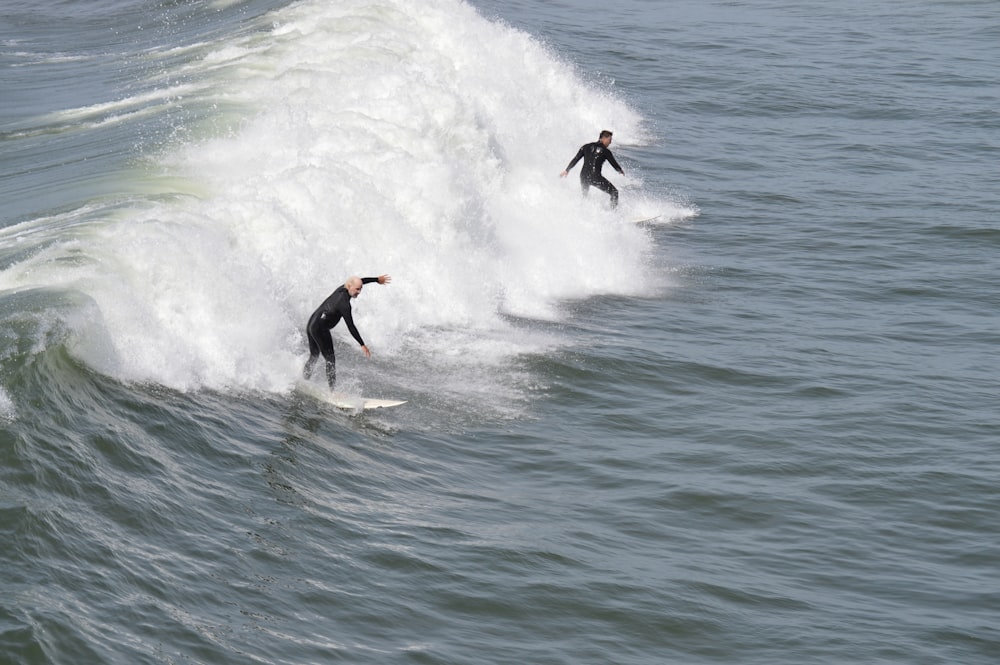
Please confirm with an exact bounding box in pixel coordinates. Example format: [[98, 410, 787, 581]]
[[599, 129, 613, 146], [346, 276, 364, 298]]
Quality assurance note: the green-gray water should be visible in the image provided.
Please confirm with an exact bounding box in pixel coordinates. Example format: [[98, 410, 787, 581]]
[[2, 1, 997, 662]]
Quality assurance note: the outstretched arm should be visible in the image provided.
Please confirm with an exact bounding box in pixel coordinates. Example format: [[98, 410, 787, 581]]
[[560, 147, 585, 177], [342, 313, 373, 358], [606, 151, 624, 175], [353, 275, 390, 357], [342, 310, 365, 348]]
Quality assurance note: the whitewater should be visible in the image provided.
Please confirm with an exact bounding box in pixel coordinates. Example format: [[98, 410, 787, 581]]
[[5, 1, 997, 664], [0, 0, 691, 403]]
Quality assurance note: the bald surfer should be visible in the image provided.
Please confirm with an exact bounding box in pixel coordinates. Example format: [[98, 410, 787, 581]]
[[560, 130, 625, 208], [303, 274, 391, 389]]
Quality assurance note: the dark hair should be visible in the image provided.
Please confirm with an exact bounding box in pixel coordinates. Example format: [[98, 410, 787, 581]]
[[599, 130, 613, 139]]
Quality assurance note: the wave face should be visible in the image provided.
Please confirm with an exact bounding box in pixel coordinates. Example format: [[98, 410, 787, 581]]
[[0, 0, 690, 397]]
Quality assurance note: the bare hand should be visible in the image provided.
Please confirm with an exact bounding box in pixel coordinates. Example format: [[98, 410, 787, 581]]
[[377, 274, 391, 285], [559, 170, 568, 178], [360, 344, 371, 358]]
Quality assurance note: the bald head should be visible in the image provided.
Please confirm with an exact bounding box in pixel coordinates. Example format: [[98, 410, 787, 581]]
[[345, 276, 364, 298]]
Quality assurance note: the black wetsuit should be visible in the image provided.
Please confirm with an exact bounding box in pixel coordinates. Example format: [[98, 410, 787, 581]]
[[565, 141, 625, 207], [303, 277, 379, 388]]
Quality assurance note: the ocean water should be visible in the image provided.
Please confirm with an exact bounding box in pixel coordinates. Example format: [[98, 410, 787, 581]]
[[1, 0, 998, 663]]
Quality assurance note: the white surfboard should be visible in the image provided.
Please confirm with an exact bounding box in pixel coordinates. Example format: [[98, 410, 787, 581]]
[[296, 381, 406, 410], [330, 395, 407, 410], [631, 214, 663, 224]]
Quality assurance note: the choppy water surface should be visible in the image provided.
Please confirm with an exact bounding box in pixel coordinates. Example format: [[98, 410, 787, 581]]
[[2, 0, 998, 663]]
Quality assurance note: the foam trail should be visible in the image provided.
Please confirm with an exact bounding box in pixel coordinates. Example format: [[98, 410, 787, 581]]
[[0, 0, 689, 398]]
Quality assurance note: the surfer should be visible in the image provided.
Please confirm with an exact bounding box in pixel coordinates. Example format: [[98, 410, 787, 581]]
[[303, 274, 391, 389], [560, 130, 625, 208]]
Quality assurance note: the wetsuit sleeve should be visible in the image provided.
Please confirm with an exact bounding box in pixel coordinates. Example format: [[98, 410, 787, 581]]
[[342, 309, 365, 347], [338, 277, 380, 345], [606, 150, 624, 175], [565, 146, 585, 172]]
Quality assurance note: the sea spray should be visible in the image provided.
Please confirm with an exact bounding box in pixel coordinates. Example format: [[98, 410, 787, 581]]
[[0, 0, 683, 398]]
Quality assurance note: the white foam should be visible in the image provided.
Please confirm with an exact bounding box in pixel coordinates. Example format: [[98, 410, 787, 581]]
[[2, 0, 687, 398], [0, 387, 15, 421]]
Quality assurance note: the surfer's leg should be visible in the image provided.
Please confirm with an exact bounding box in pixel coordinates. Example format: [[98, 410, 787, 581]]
[[322, 349, 336, 389], [579, 177, 590, 198], [303, 328, 321, 379], [315, 329, 337, 389], [593, 176, 618, 208]]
